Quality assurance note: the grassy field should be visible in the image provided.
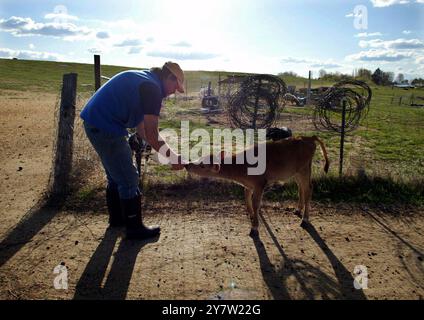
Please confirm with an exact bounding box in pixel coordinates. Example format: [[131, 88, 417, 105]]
[[159, 86, 424, 205], [1, 58, 423, 205]]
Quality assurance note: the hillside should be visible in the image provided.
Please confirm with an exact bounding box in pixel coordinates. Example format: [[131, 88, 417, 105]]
[[0, 58, 333, 94]]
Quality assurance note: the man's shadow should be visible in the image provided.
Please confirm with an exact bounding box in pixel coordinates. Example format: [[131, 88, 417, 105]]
[[74, 228, 158, 300], [0, 196, 63, 268], [253, 213, 367, 300]]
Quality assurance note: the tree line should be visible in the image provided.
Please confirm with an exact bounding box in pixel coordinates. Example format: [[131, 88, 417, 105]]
[[319, 68, 423, 86], [279, 69, 423, 86]]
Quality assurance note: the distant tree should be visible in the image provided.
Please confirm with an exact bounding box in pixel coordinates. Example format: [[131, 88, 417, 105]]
[[383, 72, 394, 85], [411, 78, 424, 86], [319, 69, 327, 79], [357, 68, 372, 80], [372, 68, 394, 86], [396, 73, 405, 83], [320, 71, 353, 82], [372, 68, 384, 85], [278, 71, 298, 78]]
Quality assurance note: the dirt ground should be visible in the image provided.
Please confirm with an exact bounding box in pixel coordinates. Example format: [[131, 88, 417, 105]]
[[0, 90, 423, 300]]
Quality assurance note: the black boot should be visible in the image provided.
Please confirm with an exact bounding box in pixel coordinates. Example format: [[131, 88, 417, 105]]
[[121, 195, 160, 240], [106, 187, 125, 227]]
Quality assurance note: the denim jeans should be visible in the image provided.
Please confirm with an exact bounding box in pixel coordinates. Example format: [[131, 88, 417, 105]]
[[83, 121, 140, 199]]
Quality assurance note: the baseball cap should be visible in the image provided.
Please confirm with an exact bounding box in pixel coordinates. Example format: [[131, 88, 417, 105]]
[[163, 61, 185, 93]]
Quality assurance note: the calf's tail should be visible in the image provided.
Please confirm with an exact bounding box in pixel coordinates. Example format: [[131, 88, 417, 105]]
[[312, 136, 330, 173]]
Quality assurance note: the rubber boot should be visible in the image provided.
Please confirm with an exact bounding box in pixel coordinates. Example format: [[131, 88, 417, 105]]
[[121, 195, 160, 240]]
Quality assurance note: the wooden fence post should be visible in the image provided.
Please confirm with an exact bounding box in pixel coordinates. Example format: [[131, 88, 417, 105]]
[[94, 54, 101, 91], [218, 73, 221, 99], [51, 73, 77, 196], [339, 99, 347, 178], [307, 71, 312, 104]]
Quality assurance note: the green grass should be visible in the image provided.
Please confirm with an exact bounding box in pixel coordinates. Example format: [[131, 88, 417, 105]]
[[278, 86, 424, 179], [0, 58, 137, 93], [158, 80, 424, 205], [75, 185, 99, 201], [0, 58, 342, 94], [164, 83, 424, 179], [273, 174, 424, 206]]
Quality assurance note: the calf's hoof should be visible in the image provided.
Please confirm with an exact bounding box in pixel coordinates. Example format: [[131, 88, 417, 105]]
[[294, 210, 302, 218], [249, 229, 259, 238]]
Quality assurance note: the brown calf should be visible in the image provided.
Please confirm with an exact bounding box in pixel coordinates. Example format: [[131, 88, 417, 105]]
[[185, 136, 329, 237]]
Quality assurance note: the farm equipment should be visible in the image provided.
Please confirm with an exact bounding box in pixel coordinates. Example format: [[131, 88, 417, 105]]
[[282, 93, 306, 106], [201, 81, 220, 113]]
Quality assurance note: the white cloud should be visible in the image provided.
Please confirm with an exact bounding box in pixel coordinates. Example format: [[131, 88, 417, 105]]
[[355, 32, 382, 38], [128, 46, 143, 54], [44, 13, 79, 22], [114, 38, 143, 47], [346, 49, 413, 62], [147, 47, 219, 60], [402, 30, 412, 34], [0, 16, 92, 40], [29, 43, 35, 49], [281, 57, 342, 69], [370, 0, 409, 7], [281, 57, 311, 64], [359, 38, 424, 49], [310, 63, 342, 69], [0, 47, 61, 61], [370, 0, 424, 6], [171, 41, 192, 47], [96, 31, 110, 39], [100, 19, 139, 30]]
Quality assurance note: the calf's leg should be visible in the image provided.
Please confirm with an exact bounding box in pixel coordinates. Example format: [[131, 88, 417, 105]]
[[250, 186, 265, 237]]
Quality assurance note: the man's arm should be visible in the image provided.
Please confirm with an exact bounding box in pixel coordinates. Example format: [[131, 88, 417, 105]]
[[137, 115, 184, 169]]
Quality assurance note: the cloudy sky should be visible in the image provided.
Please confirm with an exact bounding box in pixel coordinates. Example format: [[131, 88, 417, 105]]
[[0, 0, 423, 79]]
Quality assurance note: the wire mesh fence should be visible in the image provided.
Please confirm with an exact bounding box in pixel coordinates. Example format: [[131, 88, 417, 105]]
[[71, 91, 101, 186]]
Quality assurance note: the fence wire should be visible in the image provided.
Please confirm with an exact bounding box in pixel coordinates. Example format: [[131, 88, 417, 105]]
[[71, 91, 101, 186]]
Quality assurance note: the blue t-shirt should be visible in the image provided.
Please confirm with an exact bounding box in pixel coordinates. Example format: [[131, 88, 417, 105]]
[[80, 70, 166, 136]]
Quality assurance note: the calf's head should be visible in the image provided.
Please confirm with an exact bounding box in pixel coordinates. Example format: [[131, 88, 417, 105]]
[[185, 152, 225, 177]]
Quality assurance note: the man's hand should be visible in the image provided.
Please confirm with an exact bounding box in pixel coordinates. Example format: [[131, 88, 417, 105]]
[[128, 133, 146, 153]]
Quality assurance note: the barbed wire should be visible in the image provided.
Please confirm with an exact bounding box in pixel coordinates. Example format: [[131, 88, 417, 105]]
[[313, 80, 372, 133], [226, 74, 287, 129]]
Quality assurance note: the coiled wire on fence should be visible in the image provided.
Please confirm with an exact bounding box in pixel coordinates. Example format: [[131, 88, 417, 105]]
[[313, 80, 372, 133], [227, 74, 287, 129]]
